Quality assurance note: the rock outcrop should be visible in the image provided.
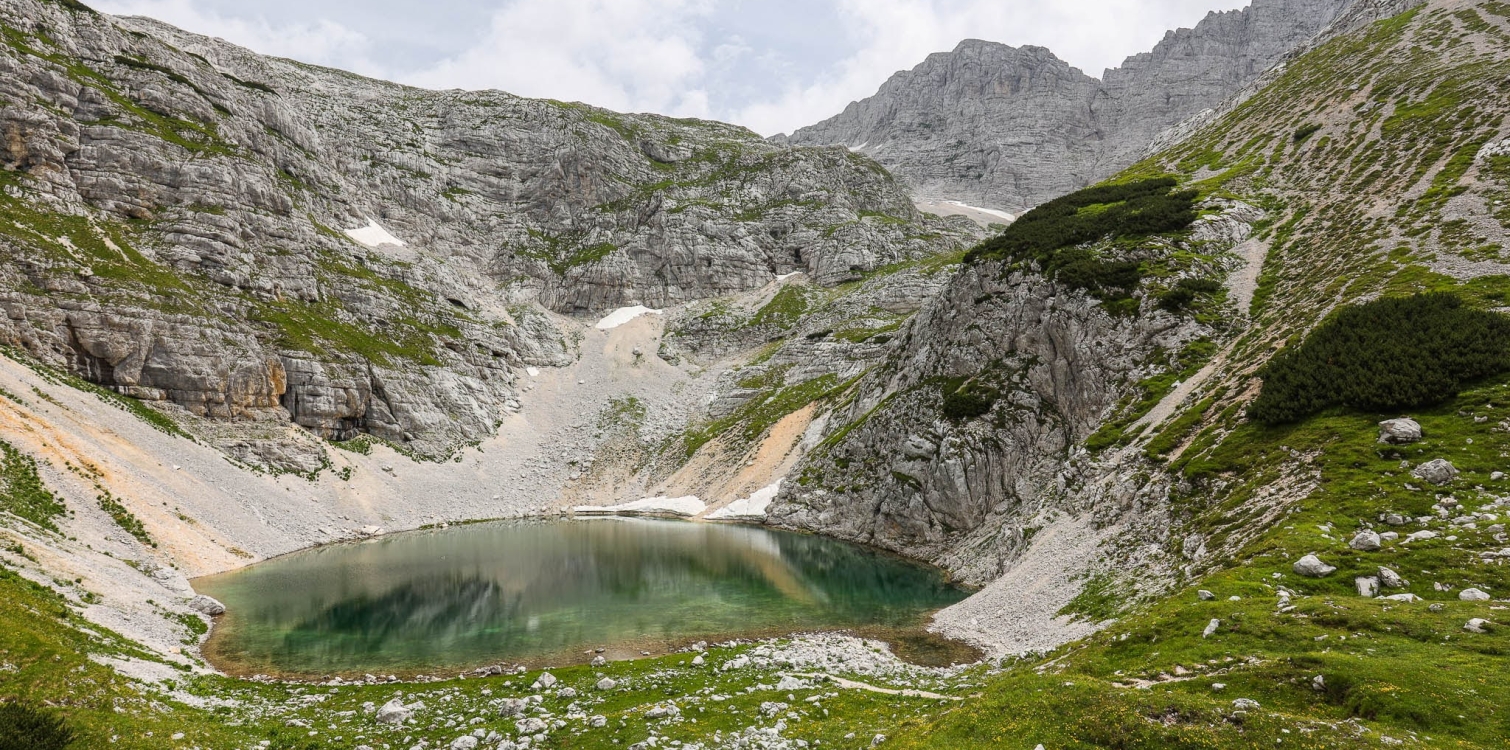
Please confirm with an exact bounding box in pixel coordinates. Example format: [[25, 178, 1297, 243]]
[[780, 0, 1352, 211], [0, 0, 967, 461]]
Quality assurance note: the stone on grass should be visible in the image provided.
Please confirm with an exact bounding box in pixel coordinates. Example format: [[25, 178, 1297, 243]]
[[1197, 590, 1216, 601], [497, 698, 528, 717], [531, 672, 557, 690], [556, 687, 576, 699], [596, 678, 617, 691], [1232, 698, 1261, 711], [1349, 530, 1382, 551], [1203, 619, 1221, 638], [450, 736, 478, 750], [645, 705, 678, 720], [1293, 554, 1336, 578], [375, 698, 412, 725], [1378, 567, 1406, 588], [515, 717, 547, 734], [1465, 618, 1491, 633], [1412, 459, 1459, 486], [1378, 418, 1422, 445], [1356, 577, 1379, 598], [590, 655, 606, 667], [1461, 588, 1492, 602], [1404, 530, 1438, 543], [188, 595, 226, 616]]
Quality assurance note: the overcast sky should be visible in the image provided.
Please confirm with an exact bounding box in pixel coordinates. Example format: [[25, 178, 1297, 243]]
[[89, 0, 1249, 136]]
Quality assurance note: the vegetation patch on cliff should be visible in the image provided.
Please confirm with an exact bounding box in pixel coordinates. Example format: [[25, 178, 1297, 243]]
[[0, 440, 67, 534], [964, 177, 1199, 302], [1249, 293, 1510, 424]]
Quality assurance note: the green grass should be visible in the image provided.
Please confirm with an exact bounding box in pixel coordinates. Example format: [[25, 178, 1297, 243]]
[[0, 440, 67, 533], [95, 488, 152, 547]]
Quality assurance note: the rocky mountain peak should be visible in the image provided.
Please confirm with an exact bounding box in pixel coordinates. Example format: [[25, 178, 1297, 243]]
[[783, 0, 1353, 212]]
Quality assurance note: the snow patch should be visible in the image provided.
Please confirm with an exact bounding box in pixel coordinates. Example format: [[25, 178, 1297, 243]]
[[775, 272, 803, 282], [594, 305, 661, 330], [848, 143, 868, 152], [345, 219, 407, 248], [706, 480, 782, 521], [574, 496, 705, 517], [945, 201, 1015, 222]]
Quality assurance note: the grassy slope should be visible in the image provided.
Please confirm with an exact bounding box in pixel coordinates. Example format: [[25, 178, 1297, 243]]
[[893, 3, 1510, 748]]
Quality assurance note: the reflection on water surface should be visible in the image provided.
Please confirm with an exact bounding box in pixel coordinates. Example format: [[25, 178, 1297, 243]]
[[196, 518, 969, 675]]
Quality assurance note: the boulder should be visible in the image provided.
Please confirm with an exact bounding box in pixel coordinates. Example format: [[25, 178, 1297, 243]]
[[1203, 619, 1221, 638], [497, 698, 528, 717], [375, 698, 412, 725], [1412, 459, 1459, 486], [556, 687, 577, 699], [1348, 530, 1382, 551], [188, 595, 226, 616], [1378, 567, 1406, 589], [645, 705, 678, 719], [1293, 554, 1336, 578], [1355, 577, 1379, 598], [596, 678, 617, 691], [1465, 618, 1491, 633], [531, 672, 557, 690], [449, 737, 478, 750], [1377, 418, 1422, 444], [1197, 590, 1216, 601], [1461, 588, 1492, 602], [515, 717, 548, 734]]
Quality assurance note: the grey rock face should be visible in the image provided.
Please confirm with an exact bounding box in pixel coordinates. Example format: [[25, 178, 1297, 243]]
[[783, 0, 1350, 211], [1293, 554, 1336, 577], [187, 594, 226, 616], [0, 0, 964, 459], [1378, 418, 1423, 444], [1412, 459, 1459, 486]]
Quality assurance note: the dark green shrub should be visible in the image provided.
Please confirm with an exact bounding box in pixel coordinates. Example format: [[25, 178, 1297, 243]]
[[1158, 277, 1224, 311], [964, 177, 1198, 300], [1249, 293, 1510, 424], [941, 378, 998, 420], [1294, 123, 1323, 142], [0, 440, 67, 533], [0, 701, 75, 750]]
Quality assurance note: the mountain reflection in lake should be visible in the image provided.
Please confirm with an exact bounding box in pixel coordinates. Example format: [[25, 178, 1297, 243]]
[[195, 518, 969, 675]]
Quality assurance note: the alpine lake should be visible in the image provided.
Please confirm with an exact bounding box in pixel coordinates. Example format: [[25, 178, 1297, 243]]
[[195, 517, 976, 677]]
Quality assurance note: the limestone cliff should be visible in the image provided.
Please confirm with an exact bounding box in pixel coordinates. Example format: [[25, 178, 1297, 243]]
[[0, 0, 968, 463]]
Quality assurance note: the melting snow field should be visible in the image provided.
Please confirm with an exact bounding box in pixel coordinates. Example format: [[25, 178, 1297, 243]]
[[573, 496, 706, 517], [706, 480, 783, 521], [594, 306, 662, 330], [344, 219, 407, 248]]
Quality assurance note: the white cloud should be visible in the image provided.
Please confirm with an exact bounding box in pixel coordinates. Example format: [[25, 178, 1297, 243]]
[[403, 0, 715, 118], [91, 0, 387, 77]]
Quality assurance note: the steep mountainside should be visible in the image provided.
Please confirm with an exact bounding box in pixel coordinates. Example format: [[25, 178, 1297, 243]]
[[780, 0, 1350, 211], [0, 0, 968, 464]]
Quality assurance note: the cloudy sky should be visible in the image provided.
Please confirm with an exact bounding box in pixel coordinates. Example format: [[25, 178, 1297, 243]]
[[89, 0, 1248, 136]]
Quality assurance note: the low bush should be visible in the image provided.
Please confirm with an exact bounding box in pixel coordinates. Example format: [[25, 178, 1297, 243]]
[[965, 177, 1199, 300], [0, 701, 75, 749], [1249, 292, 1510, 424], [941, 379, 998, 421], [1158, 277, 1224, 311]]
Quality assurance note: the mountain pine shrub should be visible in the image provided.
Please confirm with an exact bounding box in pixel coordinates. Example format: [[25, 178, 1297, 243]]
[[0, 701, 75, 749], [1249, 293, 1510, 424], [965, 177, 1199, 301]]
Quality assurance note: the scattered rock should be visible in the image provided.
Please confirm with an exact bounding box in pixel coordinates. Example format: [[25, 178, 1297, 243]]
[[514, 717, 547, 734], [1293, 554, 1336, 578], [1203, 619, 1221, 638], [556, 687, 577, 699], [1232, 698, 1261, 711], [1378, 567, 1406, 589], [1461, 588, 1492, 602], [691, 654, 705, 666], [1356, 577, 1379, 598], [449, 736, 478, 750], [1465, 618, 1491, 633], [596, 678, 617, 691], [188, 595, 226, 616], [1378, 418, 1423, 444], [1404, 530, 1439, 543], [645, 705, 678, 720], [1197, 590, 1216, 601], [590, 655, 607, 667], [531, 672, 557, 690], [1348, 530, 1382, 551], [497, 698, 528, 717], [1413, 459, 1459, 486], [375, 698, 412, 725]]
